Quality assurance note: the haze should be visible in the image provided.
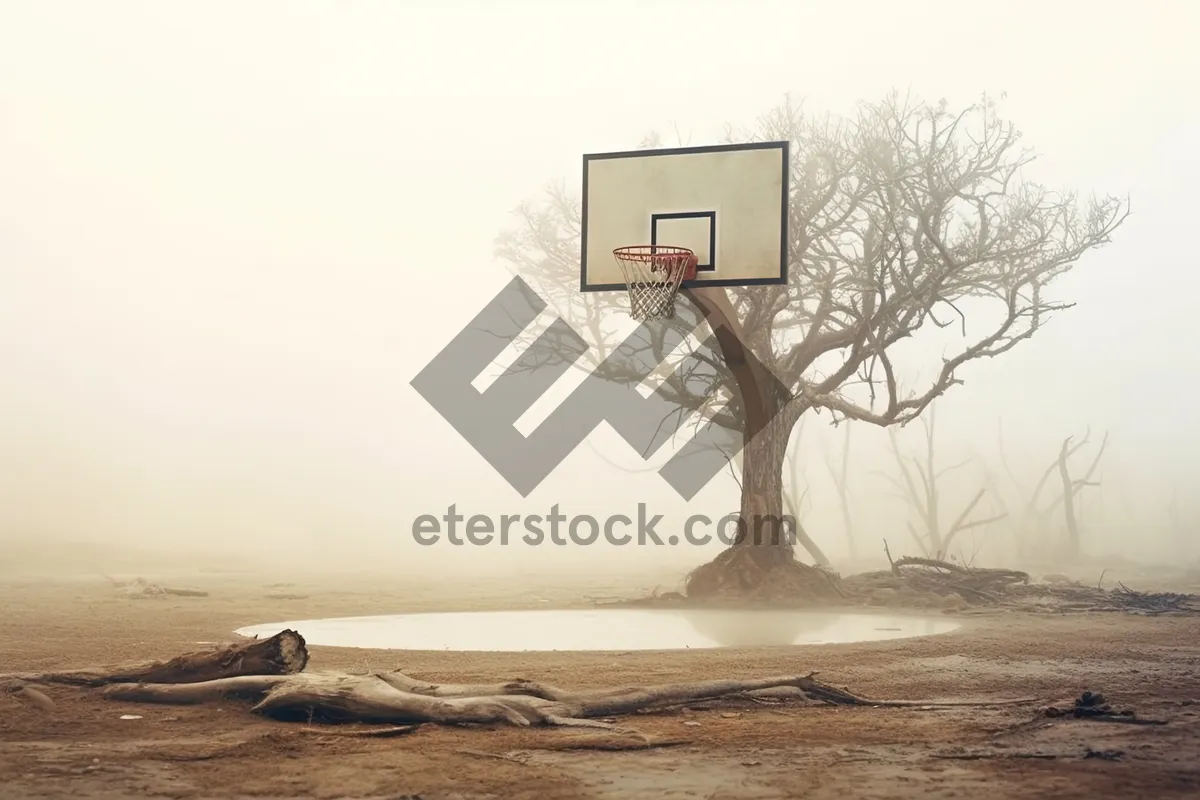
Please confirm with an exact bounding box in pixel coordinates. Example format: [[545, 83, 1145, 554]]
[[2, 0, 1197, 579]]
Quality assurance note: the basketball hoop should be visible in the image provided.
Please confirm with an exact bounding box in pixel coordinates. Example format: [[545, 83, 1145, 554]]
[[612, 245, 698, 320]]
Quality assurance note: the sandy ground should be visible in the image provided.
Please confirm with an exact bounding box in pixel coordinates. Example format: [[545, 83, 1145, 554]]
[[2, 568, 1199, 799]]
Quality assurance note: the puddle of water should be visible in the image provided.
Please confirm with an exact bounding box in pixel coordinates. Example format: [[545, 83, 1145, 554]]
[[235, 609, 959, 651]]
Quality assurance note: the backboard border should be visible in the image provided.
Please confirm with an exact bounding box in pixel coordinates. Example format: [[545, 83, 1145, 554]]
[[651, 211, 717, 272], [579, 140, 790, 293]]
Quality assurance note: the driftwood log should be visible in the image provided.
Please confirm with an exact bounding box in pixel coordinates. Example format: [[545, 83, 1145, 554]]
[[1, 629, 307, 687], [3, 630, 1034, 730], [101, 670, 886, 728]]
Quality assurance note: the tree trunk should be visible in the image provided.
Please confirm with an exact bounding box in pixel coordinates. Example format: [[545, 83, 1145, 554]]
[[686, 406, 838, 601], [734, 402, 795, 554], [680, 287, 841, 602]]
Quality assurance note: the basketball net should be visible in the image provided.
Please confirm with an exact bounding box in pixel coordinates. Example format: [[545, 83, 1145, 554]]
[[611, 245, 698, 321]]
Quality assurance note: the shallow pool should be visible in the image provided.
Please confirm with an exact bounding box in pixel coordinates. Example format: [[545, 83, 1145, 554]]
[[235, 608, 959, 652]]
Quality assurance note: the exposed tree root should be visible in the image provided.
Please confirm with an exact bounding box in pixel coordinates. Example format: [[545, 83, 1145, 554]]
[[685, 546, 843, 602], [7, 635, 1037, 730]]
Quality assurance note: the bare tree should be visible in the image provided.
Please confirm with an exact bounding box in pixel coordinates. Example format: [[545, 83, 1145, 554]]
[[1054, 432, 1108, 560], [882, 404, 1006, 558], [996, 425, 1107, 561], [495, 91, 1128, 598]]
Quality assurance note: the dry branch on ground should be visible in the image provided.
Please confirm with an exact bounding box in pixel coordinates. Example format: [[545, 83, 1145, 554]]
[[841, 551, 1200, 614], [0, 629, 307, 687], [608, 554, 1200, 614], [1, 631, 1036, 732]]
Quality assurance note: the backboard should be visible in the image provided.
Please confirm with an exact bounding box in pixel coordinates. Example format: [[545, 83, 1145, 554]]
[[580, 141, 790, 293]]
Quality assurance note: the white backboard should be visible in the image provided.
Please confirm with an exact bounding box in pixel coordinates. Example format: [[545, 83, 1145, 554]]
[[580, 141, 790, 292]]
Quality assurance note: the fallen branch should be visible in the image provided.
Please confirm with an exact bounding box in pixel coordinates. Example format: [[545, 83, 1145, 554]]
[[104, 667, 1042, 726], [935, 751, 1058, 761], [847, 548, 1200, 615], [100, 671, 858, 726], [13, 636, 1038, 729], [868, 554, 1029, 605], [530, 735, 689, 751], [298, 724, 423, 738], [458, 748, 530, 764], [1113, 582, 1193, 614], [0, 630, 307, 687], [1010, 583, 1199, 615], [893, 556, 970, 575]]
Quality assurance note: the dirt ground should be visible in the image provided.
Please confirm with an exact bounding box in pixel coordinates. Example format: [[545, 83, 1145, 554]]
[[2, 568, 1199, 799]]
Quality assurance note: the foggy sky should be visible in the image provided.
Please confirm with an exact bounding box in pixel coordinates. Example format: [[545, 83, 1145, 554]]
[[2, 1, 1197, 573]]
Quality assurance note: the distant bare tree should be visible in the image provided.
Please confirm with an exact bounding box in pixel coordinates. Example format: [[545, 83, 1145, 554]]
[[1054, 432, 1108, 559], [496, 91, 1128, 598], [882, 404, 1006, 558], [996, 424, 1108, 561]]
